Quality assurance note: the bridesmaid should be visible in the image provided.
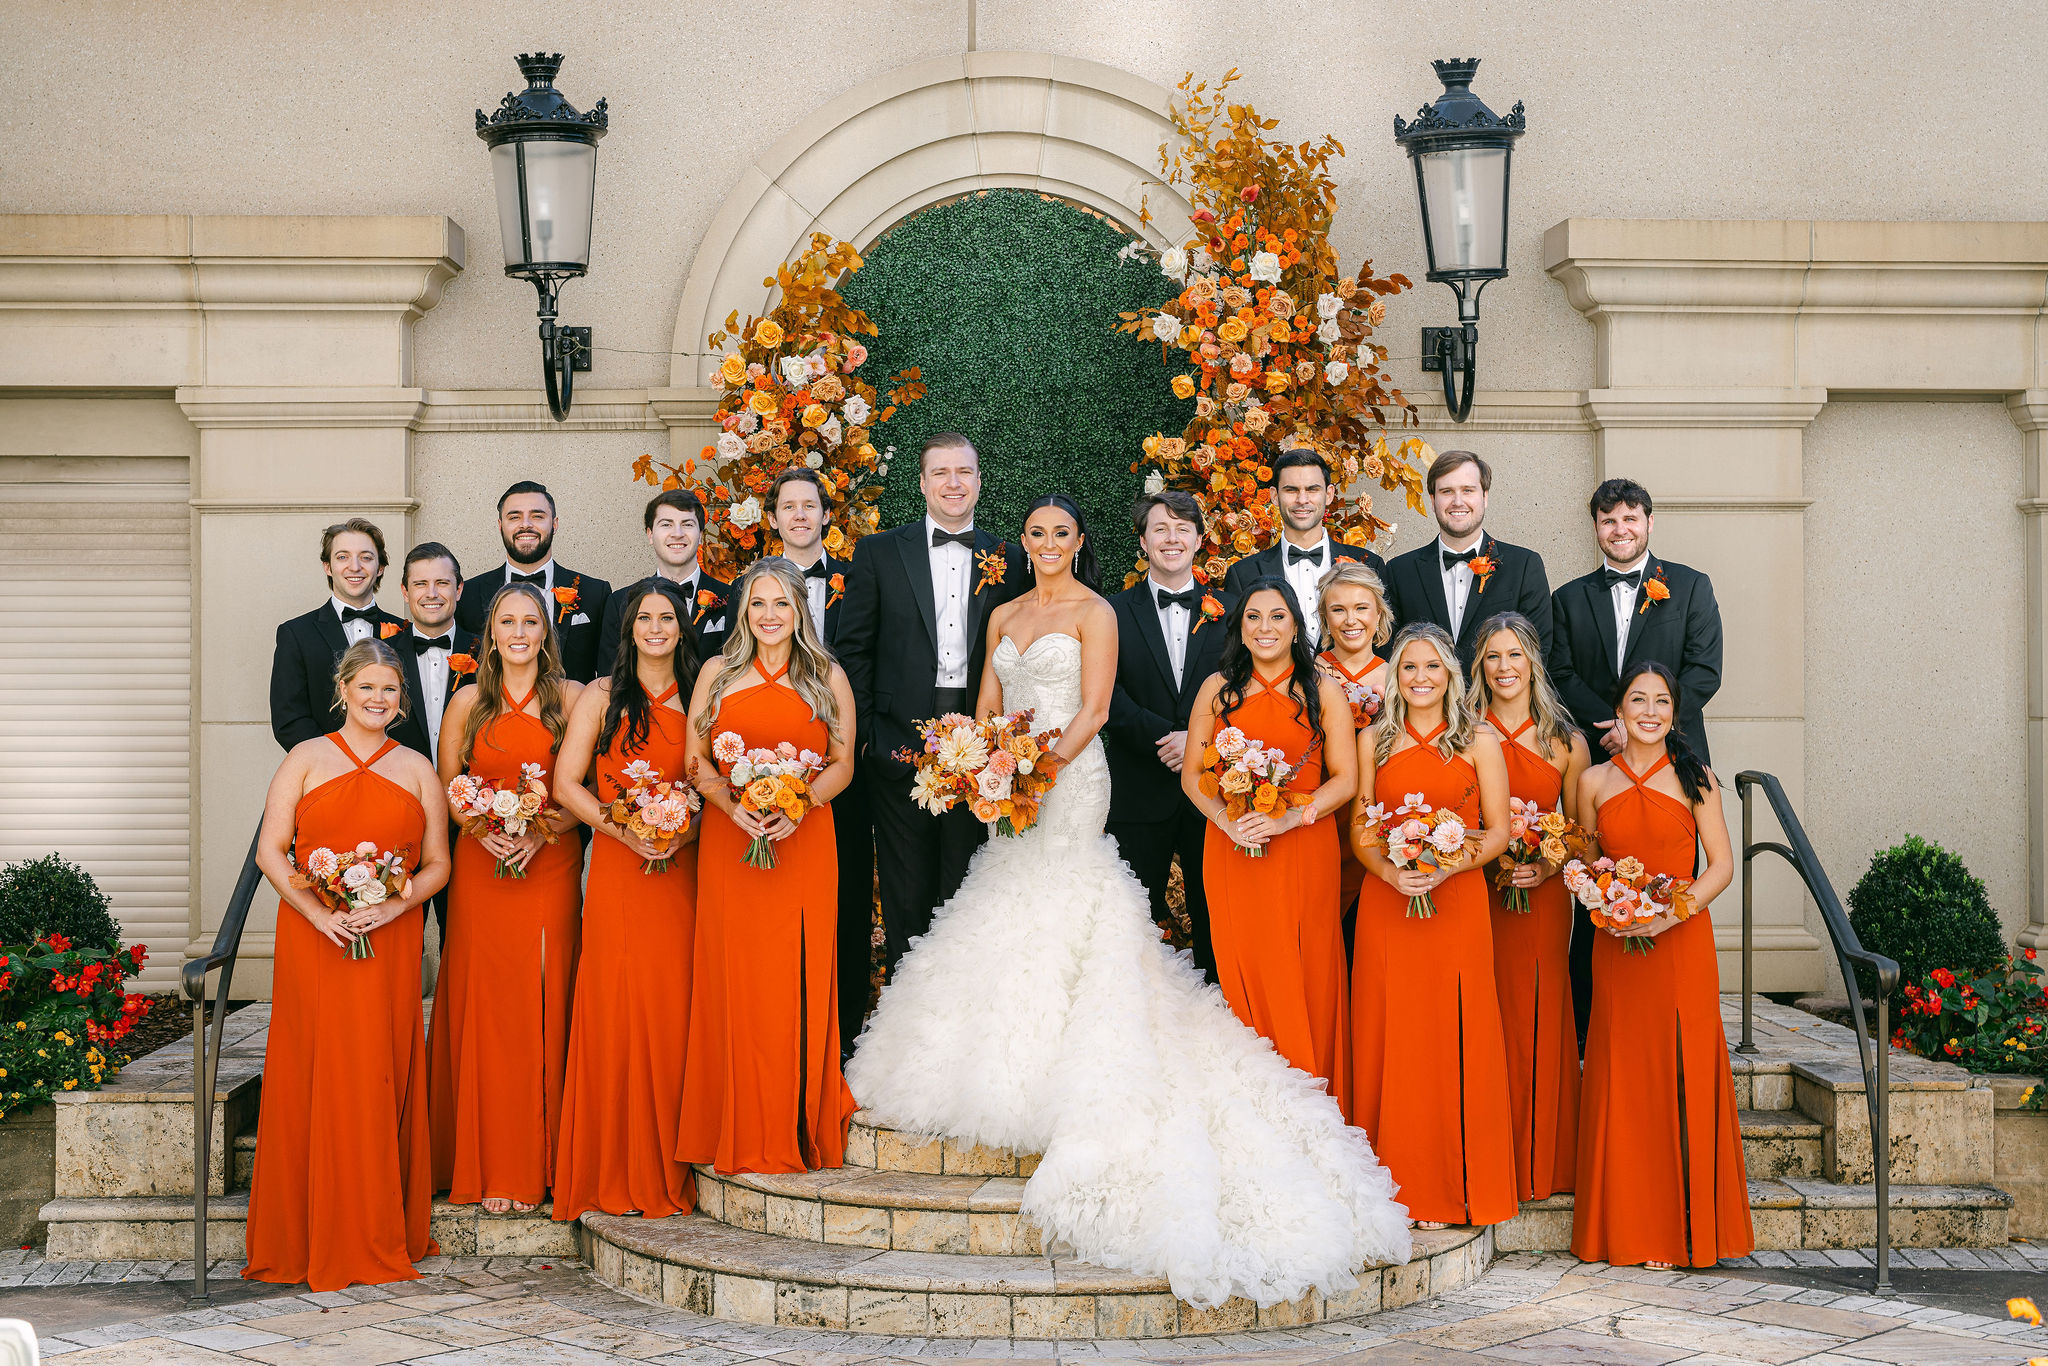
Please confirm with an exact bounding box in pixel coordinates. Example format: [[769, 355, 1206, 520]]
[[679, 558, 860, 1172], [1185, 577, 1357, 1101], [430, 582, 585, 1214], [1350, 623, 1517, 1229], [1470, 612, 1590, 1204], [1572, 661, 1747, 1268], [247, 639, 449, 1288], [1315, 561, 1392, 933], [552, 583, 701, 1222]]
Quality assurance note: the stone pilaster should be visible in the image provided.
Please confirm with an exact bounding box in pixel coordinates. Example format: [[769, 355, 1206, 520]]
[[2010, 391, 2048, 953]]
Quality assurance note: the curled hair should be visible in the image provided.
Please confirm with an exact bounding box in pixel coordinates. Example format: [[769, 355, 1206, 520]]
[[695, 558, 843, 744], [1023, 493, 1097, 590], [1614, 661, 1712, 804], [459, 582, 571, 769], [330, 638, 410, 723], [1372, 623, 1477, 766], [1590, 477, 1652, 519], [1315, 560, 1393, 651], [599, 582, 701, 758], [1468, 613, 1578, 760], [1214, 577, 1324, 745]]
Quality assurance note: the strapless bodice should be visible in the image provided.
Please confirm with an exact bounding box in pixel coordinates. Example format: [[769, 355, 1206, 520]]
[[993, 633, 1106, 843]]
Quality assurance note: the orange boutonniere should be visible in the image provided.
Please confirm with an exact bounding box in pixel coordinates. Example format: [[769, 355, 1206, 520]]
[[378, 620, 403, 640], [1469, 553, 1497, 593], [694, 588, 718, 624], [827, 572, 845, 610], [974, 544, 1007, 595], [448, 653, 478, 679], [1638, 566, 1671, 615], [552, 581, 580, 623], [1192, 592, 1226, 634]]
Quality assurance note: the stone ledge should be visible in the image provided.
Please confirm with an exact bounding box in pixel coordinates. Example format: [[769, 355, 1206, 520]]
[[39, 1194, 578, 1262], [1493, 1181, 2012, 1253]]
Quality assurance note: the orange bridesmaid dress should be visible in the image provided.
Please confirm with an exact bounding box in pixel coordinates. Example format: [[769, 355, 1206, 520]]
[[1350, 722, 1519, 1227], [553, 685, 697, 1221], [1204, 669, 1349, 1102], [1572, 753, 1752, 1266], [1486, 713, 1580, 1202], [677, 661, 856, 1172], [246, 736, 436, 1288], [429, 687, 582, 1207], [1320, 652, 1387, 916]]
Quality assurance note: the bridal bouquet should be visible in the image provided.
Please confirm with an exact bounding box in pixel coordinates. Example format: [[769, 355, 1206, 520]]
[[1493, 801, 1587, 913], [289, 841, 412, 959], [709, 733, 826, 869], [1355, 794, 1471, 917], [1563, 856, 1698, 955], [898, 711, 1066, 837], [606, 759, 700, 874], [1198, 725, 1310, 857], [447, 765, 559, 878]]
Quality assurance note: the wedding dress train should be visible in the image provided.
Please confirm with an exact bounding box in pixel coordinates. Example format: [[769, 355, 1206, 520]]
[[846, 633, 1411, 1310]]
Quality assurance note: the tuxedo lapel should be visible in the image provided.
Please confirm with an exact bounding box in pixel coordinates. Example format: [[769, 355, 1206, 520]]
[[313, 604, 349, 664], [1184, 597, 1227, 707], [900, 528, 938, 649], [1129, 588, 1177, 694], [1413, 545, 1452, 635], [1583, 574, 1621, 677], [1454, 536, 1499, 649], [397, 632, 428, 716]]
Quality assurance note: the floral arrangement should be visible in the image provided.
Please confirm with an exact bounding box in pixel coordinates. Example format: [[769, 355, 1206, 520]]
[[1334, 674, 1383, 731], [607, 759, 699, 874], [708, 734, 826, 869], [447, 764, 558, 878], [899, 711, 1067, 837], [1116, 70, 1430, 586], [1198, 724, 1310, 857], [289, 842, 412, 959], [1890, 948, 2044, 1077], [1564, 855, 1698, 954], [0, 933, 151, 1117], [1357, 793, 1471, 916], [633, 232, 925, 580], [1494, 802, 1587, 913]]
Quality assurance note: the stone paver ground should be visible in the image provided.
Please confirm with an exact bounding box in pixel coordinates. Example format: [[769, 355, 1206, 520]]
[[4, 1247, 2046, 1366]]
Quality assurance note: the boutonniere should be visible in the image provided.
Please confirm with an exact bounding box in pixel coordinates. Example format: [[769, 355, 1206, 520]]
[[552, 580, 580, 623], [694, 588, 718, 624], [1638, 565, 1671, 615], [974, 544, 1007, 595], [378, 621, 403, 640], [448, 653, 478, 679], [827, 572, 845, 610], [1191, 592, 1226, 634], [1469, 542, 1497, 594]]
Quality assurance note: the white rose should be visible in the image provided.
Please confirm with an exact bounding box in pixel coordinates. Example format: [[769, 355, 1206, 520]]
[[842, 394, 871, 425], [1248, 251, 1282, 284], [1143, 471, 1165, 495], [503, 817, 527, 838], [1317, 319, 1341, 345], [975, 767, 1013, 802], [819, 416, 842, 448], [1159, 246, 1188, 278], [805, 450, 825, 469], [716, 431, 746, 461], [1317, 292, 1341, 319], [1324, 361, 1350, 386], [490, 789, 522, 819], [729, 496, 762, 528], [779, 356, 810, 388], [1151, 312, 1180, 342], [355, 880, 388, 907], [340, 862, 375, 889]]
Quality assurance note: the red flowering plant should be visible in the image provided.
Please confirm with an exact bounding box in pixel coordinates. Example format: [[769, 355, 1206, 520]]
[[0, 933, 152, 1118], [1891, 947, 2045, 1097]]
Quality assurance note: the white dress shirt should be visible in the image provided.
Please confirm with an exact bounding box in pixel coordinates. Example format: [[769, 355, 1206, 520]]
[[927, 517, 973, 688], [784, 552, 831, 639], [1280, 534, 1333, 646], [1606, 552, 1649, 665], [331, 596, 375, 646], [1437, 537, 1479, 639], [412, 628, 452, 754], [1147, 575, 1196, 689]]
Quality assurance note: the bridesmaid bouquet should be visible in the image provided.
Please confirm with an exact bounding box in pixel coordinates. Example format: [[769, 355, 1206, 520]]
[[289, 842, 412, 959], [709, 733, 826, 869], [1493, 802, 1588, 913], [897, 710, 1066, 837], [1355, 794, 1470, 917], [607, 759, 700, 873], [1198, 725, 1310, 858], [447, 764, 559, 878], [1563, 856, 1698, 954], [1328, 672, 1383, 730]]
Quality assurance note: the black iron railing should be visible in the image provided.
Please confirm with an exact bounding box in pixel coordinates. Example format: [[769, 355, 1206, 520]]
[[1735, 771, 1899, 1295], [179, 820, 266, 1307]]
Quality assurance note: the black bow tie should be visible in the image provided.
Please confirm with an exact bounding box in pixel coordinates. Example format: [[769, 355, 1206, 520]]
[[1442, 547, 1478, 569], [510, 570, 546, 586], [1604, 567, 1643, 590], [1286, 544, 1324, 566], [801, 560, 829, 580], [1156, 586, 1201, 612], [413, 633, 452, 653], [931, 527, 976, 549], [339, 606, 377, 623]]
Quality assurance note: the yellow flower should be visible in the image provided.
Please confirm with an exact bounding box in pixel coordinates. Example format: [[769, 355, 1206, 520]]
[[753, 319, 783, 347], [35, 1051, 45, 1059], [1171, 375, 1196, 400], [801, 403, 829, 429], [719, 353, 747, 385], [1217, 319, 1248, 344], [748, 390, 779, 417], [62, 1079, 75, 1090], [824, 527, 849, 556], [1263, 370, 1290, 393]]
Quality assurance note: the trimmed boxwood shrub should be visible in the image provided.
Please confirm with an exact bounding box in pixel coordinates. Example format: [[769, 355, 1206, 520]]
[[0, 855, 121, 954], [1847, 835, 2008, 1001]]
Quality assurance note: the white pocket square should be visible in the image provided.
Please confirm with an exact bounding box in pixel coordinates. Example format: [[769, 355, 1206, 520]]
[[705, 616, 727, 632], [570, 613, 590, 625]]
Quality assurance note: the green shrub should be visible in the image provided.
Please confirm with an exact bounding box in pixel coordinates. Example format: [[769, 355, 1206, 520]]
[[0, 855, 122, 954], [1847, 835, 2007, 1001]]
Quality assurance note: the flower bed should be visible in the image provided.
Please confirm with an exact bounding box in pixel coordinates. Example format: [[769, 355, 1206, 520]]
[[0, 933, 151, 1118]]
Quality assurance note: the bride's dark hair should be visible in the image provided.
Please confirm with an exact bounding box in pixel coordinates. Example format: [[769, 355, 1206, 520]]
[[1022, 493, 1098, 590], [1215, 576, 1324, 743]]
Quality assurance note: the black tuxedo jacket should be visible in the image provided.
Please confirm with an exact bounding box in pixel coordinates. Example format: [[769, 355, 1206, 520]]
[[456, 563, 613, 684], [1222, 539, 1386, 597], [837, 523, 1027, 778], [1105, 582, 1236, 826], [1383, 535, 1553, 671], [269, 602, 405, 751], [1549, 554, 1722, 762], [385, 625, 480, 763], [597, 573, 733, 681]]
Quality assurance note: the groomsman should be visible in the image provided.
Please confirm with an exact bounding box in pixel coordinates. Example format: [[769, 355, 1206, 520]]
[[1223, 449, 1384, 646], [456, 481, 611, 683], [1551, 476, 1723, 1044], [385, 542, 476, 946], [837, 433, 1027, 973], [1106, 490, 1234, 982], [768, 466, 872, 1050], [1382, 450, 1552, 670], [269, 518, 403, 750], [598, 488, 732, 673]]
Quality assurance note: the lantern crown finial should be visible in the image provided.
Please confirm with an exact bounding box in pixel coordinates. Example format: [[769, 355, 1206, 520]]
[[1394, 58, 1524, 145], [515, 52, 565, 87], [476, 52, 607, 141], [1431, 57, 1481, 90]]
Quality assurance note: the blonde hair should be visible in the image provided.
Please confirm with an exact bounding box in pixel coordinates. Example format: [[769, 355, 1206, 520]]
[[459, 581, 571, 768], [695, 558, 843, 743], [1316, 560, 1394, 650], [331, 638, 410, 723], [1467, 612, 1579, 761], [1372, 622, 1477, 766]]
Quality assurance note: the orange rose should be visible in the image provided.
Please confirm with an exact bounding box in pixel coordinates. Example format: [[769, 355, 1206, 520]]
[[1217, 318, 1248, 344], [744, 777, 781, 811], [752, 319, 783, 347], [719, 353, 747, 385], [1171, 375, 1197, 400], [378, 621, 402, 640], [748, 390, 779, 417], [448, 653, 477, 677], [1263, 370, 1290, 394], [1644, 579, 1671, 604]]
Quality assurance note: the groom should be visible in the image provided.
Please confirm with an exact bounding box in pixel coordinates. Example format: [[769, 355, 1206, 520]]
[[837, 433, 1027, 973]]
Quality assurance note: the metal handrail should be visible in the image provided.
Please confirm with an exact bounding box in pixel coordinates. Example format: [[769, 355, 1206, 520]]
[[1735, 770, 1900, 1296], [180, 820, 266, 1307]]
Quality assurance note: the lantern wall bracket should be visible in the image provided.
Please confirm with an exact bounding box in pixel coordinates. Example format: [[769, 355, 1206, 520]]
[[1419, 324, 1478, 423]]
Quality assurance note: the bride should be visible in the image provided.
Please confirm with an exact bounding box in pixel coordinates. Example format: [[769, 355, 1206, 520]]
[[847, 494, 1411, 1310]]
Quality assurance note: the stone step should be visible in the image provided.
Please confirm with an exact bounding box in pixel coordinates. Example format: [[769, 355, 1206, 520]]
[[695, 1166, 1042, 1254], [1739, 1108, 1823, 1180], [233, 1132, 254, 1189], [844, 1112, 1039, 1176], [579, 1210, 1489, 1338], [1495, 1179, 2014, 1253], [39, 1194, 579, 1262]]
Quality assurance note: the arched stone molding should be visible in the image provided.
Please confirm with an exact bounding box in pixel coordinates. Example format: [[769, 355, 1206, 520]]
[[666, 52, 1190, 390]]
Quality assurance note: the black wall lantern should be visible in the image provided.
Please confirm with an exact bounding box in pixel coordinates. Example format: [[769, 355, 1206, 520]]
[[1394, 59, 1524, 423], [476, 53, 607, 422]]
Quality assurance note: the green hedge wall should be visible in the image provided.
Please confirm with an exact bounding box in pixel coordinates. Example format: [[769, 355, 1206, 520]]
[[840, 189, 1190, 582]]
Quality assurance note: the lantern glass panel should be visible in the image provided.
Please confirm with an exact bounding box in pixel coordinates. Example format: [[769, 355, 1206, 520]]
[[491, 139, 597, 272], [1417, 146, 1507, 276]]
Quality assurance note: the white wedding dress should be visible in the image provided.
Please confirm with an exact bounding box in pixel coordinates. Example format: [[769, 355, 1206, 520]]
[[846, 632, 1411, 1310]]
